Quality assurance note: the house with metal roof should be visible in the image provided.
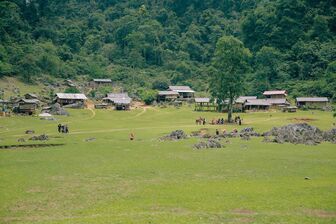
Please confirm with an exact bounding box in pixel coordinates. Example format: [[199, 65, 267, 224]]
[[194, 98, 217, 111], [263, 90, 287, 99], [157, 91, 179, 102], [14, 98, 40, 115], [90, 78, 112, 89], [296, 97, 329, 109], [103, 93, 132, 110], [168, 86, 195, 99], [265, 98, 291, 108], [55, 93, 87, 107], [234, 96, 258, 112], [244, 99, 271, 110]]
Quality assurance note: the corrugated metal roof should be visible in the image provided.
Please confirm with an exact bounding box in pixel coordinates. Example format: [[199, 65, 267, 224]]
[[296, 97, 329, 102], [56, 93, 87, 100], [265, 98, 290, 105], [24, 93, 38, 98], [168, 86, 195, 93], [114, 98, 132, 104], [107, 93, 129, 98], [245, 99, 271, 106], [263, 90, 287, 95], [158, 91, 179, 96], [104, 93, 132, 104], [236, 96, 257, 103], [16, 99, 40, 104], [195, 98, 210, 103], [93, 79, 112, 82]]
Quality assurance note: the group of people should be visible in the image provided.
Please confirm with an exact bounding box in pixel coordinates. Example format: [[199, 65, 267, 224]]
[[195, 117, 206, 125], [57, 124, 69, 133], [211, 118, 225, 125], [215, 128, 238, 136], [234, 116, 243, 125]]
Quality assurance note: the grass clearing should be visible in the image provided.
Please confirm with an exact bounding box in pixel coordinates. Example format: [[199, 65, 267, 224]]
[[0, 107, 335, 223]]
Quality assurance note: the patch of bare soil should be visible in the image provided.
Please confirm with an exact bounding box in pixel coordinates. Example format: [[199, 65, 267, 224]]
[[231, 209, 257, 215], [304, 209, 336, 218], [289, 118, 318, 122]]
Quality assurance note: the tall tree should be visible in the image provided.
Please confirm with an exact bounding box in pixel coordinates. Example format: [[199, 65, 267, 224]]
[[210, 36, 251, 122]]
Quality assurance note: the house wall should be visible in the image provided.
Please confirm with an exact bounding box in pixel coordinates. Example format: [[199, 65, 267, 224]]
[[297, 101, 327, 109]]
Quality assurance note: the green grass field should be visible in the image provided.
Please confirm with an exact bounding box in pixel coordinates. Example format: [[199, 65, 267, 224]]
[[0, 107, 335, 223]]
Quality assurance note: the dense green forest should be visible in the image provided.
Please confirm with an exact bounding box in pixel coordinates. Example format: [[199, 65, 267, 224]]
[[0, 0, 335, 99]]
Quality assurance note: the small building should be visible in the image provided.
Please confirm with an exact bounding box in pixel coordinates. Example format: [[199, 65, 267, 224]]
[[90, 79, 112, 89], [157, 91, 179, 102], [65, 79, 76, 87], [15, 99, 40, 115], [265, 98, 291, 109], [195, 98, 217, 111], [234, 96, 257, 112], [263, 90, 287, 99], [282, 106, 297, 113], [103, 93, 132, 110], [296, 97, 329, 109], [24, 93, 38, 100], [244, 99, 271, 111], [94, 103, 108, 109], [55, 93, 87, 107], [168, 86, 195, 99]]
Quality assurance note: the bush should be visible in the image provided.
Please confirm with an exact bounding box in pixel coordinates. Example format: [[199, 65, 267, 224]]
[[64, 87, 80, 93], [138, 89, 157, 105]]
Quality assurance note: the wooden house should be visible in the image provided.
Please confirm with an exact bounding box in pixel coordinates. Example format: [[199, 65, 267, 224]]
[[168, 86, 195, 99], [157, 91, 179, 102], [265, 98, 291, 109], [90, 79, 112, 89], [244, 99, 271, 111], [263, 90, 287, 99], [296, 97, 329, 109], [103, 93, 132, 110], [234, 96, 257, 112], [194, 98, 217, 111], [15, 99, 40, 115], [55, 93, 87, 107]]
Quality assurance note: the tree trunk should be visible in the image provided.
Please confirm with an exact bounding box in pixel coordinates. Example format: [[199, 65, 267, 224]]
[[227, 96, 233, 123]]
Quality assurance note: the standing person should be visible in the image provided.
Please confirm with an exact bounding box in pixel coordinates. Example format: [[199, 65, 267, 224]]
[[129, 133, 135, 141], [216, 129, 219, 135], [58, 124, 62, 133], [203, 118, 206, 125], [239, 119, 242, 126], [65, 125, 69, 133]]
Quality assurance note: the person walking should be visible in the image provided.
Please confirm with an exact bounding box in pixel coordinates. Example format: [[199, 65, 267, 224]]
[[58, 124, 62, 133]]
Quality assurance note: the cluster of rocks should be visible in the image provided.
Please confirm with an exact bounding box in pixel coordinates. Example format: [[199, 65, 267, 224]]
[[49, 103, 69, 116], [160, 130, 188, 141], [25, 130, 35, 134], [29, 134, 49, 141], [193, 139, 223, 150], [263, 123, 336, 145]]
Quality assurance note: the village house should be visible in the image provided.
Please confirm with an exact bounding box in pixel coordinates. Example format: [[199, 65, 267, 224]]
[[296, 97, 329, 109], [54, 93, 87, 107], [157, 91, 179, 102], [234, 96, 257, 112], [103, 93, 132, 110], [244, 99, 271, 111], [15, 98, 40, 115], [265, 98, 291, 109], [263, 90, 287, 99], [168, 86, 195, 99], [194, 98, 217, 111], [90, 79, 112, 89]]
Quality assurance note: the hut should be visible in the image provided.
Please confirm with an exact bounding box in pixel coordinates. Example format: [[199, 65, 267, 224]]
[[265, 98, 291, 109], [244, 99, 271, 111], [55, 93, 87, 107], [103, 93, 132, 110], [282, 106, 297, 113], [263, 90, 287, 99], [296, 97, 329, 109], [195, 98, 217, 111], [234, 96, 257, 112], [90, 79, 112, 89], [15, 99, 40, 115], [168, 86, 195, 99], [157, 91, 179, 102]]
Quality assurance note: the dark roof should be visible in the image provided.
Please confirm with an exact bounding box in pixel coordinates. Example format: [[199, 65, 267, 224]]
[[195, 98, 210, 103], [24, 93, 38, 98], [296, 97, 329, 102], [263, 90, 287, 95], [168, 86, 195, 93], [16, 99, 40, 104]]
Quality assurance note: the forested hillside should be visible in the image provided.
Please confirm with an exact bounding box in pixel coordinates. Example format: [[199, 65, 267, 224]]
[[0, 0, 335, 98]]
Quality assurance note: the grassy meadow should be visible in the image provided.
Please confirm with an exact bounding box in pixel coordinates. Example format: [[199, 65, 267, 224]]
[[0, 106, 335, 223]]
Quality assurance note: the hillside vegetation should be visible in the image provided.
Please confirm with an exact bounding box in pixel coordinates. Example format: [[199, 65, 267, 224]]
[[0, 0, 335, 98]]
